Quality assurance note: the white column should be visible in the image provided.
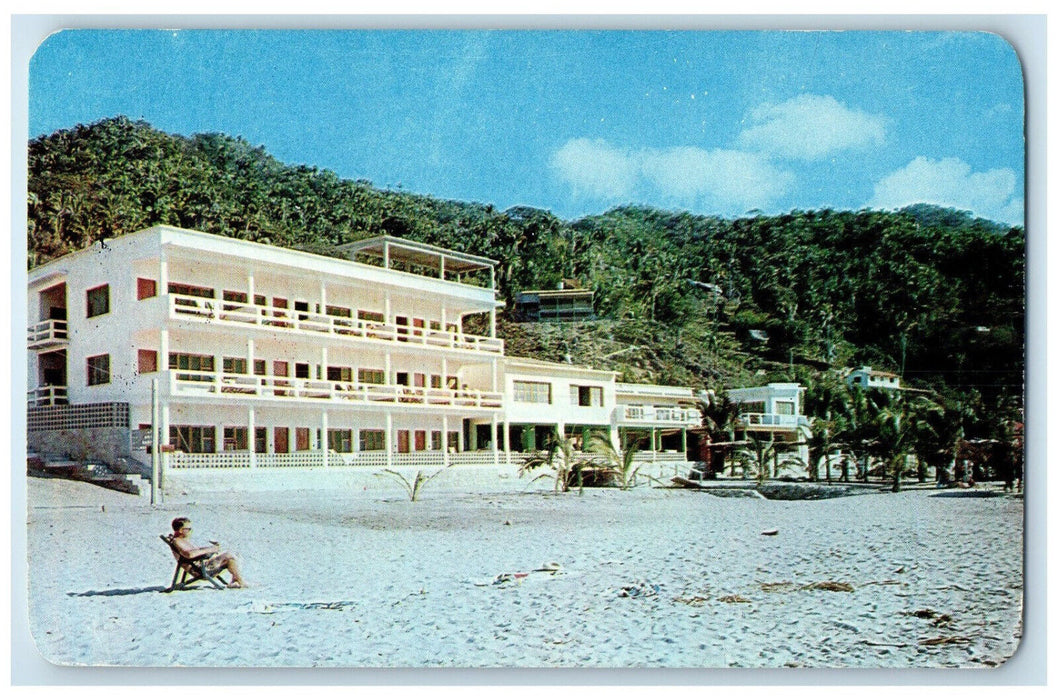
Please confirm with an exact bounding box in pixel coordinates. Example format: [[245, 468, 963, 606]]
[[385, 412, 394, 469], [247, 272, 256, 323], [161, 404, 171, 450], [319, 280, 327, 314], [248, 406, 256, 469], [385, 352, 393, 385], [491, 414, 499, 466], [321, 410, 329, 468], [442, 414, 450, 467], [159, 256, 169, 295], [490, 308, 497, 338], [384, 292, 392, 324], [491, 357, 498, 392], [503, 419, 511, 466]]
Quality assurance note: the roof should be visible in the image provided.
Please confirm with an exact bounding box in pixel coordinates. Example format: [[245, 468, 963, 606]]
[[516, 288, 594, 298], [338, 235, 496, 274]]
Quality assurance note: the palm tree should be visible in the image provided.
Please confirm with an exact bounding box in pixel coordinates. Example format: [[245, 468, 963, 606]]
[[695, 387, 742, 477]]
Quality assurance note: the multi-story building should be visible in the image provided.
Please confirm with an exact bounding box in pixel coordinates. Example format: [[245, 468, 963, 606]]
[[726, 382, 811, 471], [26, 226, 698, 491]]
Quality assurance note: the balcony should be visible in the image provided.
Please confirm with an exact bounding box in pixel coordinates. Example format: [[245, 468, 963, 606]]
[[167, 294, 504, 354], [167, 370, 503, 410], [737, 413, 808, 431], [27, 385, 68, 407], [27, 319, 69, 350], [616, 405, 699, 426]]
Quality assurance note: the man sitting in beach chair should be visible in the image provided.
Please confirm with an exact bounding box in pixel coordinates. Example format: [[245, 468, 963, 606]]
[[163, 516, 247, 590]]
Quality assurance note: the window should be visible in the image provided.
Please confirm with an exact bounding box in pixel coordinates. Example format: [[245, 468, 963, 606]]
[[223, 427, 249, 451], [137, 349, 158, 374], [328, 429, 353, 453], [295, 363, 311, 379], [358, 368, 386, 385], [296, 427, 311, 451], [431, 430, 443, 451], [223, 357, 248, 375], [514, 381, 551, 404], [327, 366, 353, 382], [169, 353, 214, 382], [358, 309, 384, 323], [430, 375, 443, 389], [168, 282, 215, 299], [414, 430, 427, 451], [171, 425, 215, 453], [254, 359, 267, 376], [360, 429, 385, 451], [775, 401, 795, 416], [86, 285, 110, 318], [87, 354, 110, 385], [255, 427, 267, 453], [223, 290, 248, 304], [326, 305, 351, 318], [571, 385, 604, 407], [137, 278, 157, 300]]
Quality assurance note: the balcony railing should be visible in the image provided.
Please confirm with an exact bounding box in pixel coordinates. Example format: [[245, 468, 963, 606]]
[[617, 405, 699, 425], [168, 294, 504, 354], [27, 385, 68, 407], [27, 319, 69, 349], [738, 413, 806, 430], [168, 370, 503, 409]]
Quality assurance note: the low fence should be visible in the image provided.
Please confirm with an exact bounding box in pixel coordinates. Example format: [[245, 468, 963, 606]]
[[167, 449, 690, 471]]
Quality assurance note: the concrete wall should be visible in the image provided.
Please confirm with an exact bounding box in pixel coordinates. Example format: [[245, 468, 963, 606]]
[[28, 427, 131, 465]]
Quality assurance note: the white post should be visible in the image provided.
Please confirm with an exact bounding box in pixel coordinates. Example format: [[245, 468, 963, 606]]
[[248, 406, 256, 469], [385, 412, 394, 469], [151, 378, 160, 505], [442, 414, 450, 467], [321, 410, 329, 468]]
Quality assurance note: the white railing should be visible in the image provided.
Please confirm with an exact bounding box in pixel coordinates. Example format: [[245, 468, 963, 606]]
[[169, 450, 507, 470], [167, 370, 504, 409], [168, 294, 503, 354], [27, 319, 69, 348], [26, 385, 68, 407], [617, 405, 699, 425], [738, 413, 803, 429], [167, 448, 693, 471]]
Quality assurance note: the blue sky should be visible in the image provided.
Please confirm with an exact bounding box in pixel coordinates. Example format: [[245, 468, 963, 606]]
[[29, 29, 1025, 225]]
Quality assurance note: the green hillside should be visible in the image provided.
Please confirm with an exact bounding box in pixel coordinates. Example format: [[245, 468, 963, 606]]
[[28, 117, 1025, 425]]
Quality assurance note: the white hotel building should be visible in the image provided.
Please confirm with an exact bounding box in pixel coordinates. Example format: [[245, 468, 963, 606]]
[[26, 226, 699, 491]]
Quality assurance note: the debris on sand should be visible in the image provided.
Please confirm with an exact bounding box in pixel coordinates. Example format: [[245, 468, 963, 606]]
[[760, 581, 797, 593], [718, 594, 752, 604], [761, 529, 779, 536], [802, 581, 854, 592], [619, 581, 660, 598]]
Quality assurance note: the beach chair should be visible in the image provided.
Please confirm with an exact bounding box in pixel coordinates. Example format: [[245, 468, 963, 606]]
[[160, 534, 229, 592]]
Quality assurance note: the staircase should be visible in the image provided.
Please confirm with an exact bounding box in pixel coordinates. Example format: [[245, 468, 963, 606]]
[[27, 452, 143, 495]]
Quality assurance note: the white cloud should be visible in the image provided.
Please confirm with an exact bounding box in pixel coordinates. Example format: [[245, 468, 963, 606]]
[[869, 156, 1023, 225], [549, 138, 638, 199], [640, 146, 794, 211], [550, 138, 792, 213], [737, 94, 886, 161]]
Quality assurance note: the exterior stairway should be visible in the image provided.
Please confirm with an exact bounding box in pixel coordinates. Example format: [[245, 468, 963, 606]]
[[27, 452, 143, 495]]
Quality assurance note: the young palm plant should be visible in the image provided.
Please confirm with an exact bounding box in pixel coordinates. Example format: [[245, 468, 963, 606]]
[[375, 467, 446, 502], [588, 433, 643, 490], [518, 432, 592, 494]]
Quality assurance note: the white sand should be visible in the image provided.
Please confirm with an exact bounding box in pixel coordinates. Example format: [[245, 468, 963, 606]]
[[25, 476, 1023, 668]]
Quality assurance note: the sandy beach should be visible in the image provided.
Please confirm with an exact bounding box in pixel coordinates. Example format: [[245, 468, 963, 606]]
[[24, 475, 1023, 669]]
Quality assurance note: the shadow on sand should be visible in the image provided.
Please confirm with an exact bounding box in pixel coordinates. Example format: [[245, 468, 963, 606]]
[[928, 490, 1004, 499], [67, 585, 174, 597]]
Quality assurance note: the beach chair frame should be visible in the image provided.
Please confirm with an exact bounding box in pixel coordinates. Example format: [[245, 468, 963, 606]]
[[160, 534, 230, 592]]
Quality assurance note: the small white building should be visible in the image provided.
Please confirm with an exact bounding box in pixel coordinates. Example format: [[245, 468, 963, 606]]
[[725, 382, 811, 471], [846, 366, 901, 391], [26, 225, 699, 490]]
